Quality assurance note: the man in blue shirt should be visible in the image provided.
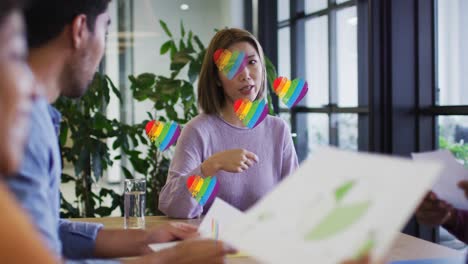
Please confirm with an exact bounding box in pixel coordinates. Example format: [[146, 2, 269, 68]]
[[6, 0, 234, 263]]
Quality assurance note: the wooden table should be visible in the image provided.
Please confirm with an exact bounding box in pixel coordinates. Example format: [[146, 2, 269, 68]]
[[74, 216, 464, 263]]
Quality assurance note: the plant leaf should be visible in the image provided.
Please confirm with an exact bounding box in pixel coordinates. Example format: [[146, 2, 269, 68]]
[[265, 56, 277, 88], [75, 148, 90, 176], [59, 123, 69, 146], [105, 75, 122, 102], [193, 35, 205, 50], [180, 20, 185, 37], [179, 39, 186, 51], [181, 82, 194, 99], [188, 60, 201, 83], [159, 20, 173, 38], [61, 173, 75, 183], [171, 51, 192, 71], [155, 100, 165, 110], [122, 166, 133, 179], [187, 31, 194, 50], [166, 105, 178, 121], [92, 149, 103, 181], [160, 40, 173, 55]]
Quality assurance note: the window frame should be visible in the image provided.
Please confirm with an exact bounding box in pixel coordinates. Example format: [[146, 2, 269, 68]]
[[253, 0, 467, 241], [275, 0, 367, 161]]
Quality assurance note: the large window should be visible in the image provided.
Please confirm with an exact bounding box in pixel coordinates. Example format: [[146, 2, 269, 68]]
[[271, 0, 467, 241], [435, 0, 468, 166], [277, 0, 365, 161], [432, 0, 468, 250]]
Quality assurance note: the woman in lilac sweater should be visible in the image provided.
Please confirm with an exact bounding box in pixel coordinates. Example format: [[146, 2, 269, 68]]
[[158, 28, 299, 218]]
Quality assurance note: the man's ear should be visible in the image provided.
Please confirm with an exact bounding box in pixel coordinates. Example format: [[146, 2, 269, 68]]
[[70, 14, 88, 49]]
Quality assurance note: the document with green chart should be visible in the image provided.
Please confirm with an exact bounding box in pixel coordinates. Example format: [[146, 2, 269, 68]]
[[223, 147, 443, 264]]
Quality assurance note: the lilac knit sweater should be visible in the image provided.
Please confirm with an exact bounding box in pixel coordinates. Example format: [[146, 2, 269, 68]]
[[158, 113, 299, 218]]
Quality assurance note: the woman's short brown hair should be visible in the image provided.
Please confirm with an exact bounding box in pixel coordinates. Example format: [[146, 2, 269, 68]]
[[198, 28, 267, 115]]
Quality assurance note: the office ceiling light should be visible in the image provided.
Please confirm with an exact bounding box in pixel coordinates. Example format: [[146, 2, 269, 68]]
[[180, 4, 189, 11]]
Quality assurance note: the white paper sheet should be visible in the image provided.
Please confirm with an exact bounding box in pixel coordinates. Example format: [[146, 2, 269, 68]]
[[149, 198, 244, 252], [222, 147, 442, 264], [197, 197, 244, 240], [412, 149, 468, 210], [148, 241, 178, 252]]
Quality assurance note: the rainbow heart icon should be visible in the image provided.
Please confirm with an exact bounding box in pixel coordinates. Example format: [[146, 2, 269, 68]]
[[213, 49, 248, 80], [273, 76, 308, 108], [145, 120, 181, 151], [234, 98, 268, 129], [186, 175, 219, 206]]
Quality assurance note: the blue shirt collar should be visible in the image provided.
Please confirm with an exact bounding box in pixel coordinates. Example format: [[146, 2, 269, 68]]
[[47, 104, 61, 135]]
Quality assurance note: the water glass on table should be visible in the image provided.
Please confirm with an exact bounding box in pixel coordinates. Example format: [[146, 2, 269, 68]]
[[124, 178, 146, 229]]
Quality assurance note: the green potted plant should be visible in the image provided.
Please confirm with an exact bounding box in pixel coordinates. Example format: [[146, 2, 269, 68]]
[[57, 20, 279, 217]]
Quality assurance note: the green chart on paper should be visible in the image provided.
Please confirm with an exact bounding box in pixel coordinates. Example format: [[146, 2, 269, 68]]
[[305, 180, 371, 241]]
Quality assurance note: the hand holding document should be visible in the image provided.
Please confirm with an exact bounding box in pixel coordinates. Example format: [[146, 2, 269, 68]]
[[149, 198, 245, 256], [412, 150, 468, 210]]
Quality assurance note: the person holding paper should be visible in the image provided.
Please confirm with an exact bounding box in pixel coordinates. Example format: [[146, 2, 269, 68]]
[[158, 28, 299, 218]]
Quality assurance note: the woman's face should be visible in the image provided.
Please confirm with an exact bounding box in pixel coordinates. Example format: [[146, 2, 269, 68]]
[[218, 41, 263, 105], [0, 11, 35, 175]]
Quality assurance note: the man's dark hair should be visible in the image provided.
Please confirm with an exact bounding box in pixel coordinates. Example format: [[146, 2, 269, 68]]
[[25, 0, 110, 48], [0, 0, 25, 25]]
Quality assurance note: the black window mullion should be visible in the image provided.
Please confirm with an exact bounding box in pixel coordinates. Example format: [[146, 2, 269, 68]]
[[420, 106, 468, 115], [302, 0, 356, 20], [329, 0, 339, 146], [434, 0, 440, 106], [294, 106, 369, 114], [244, 0, 253, 34], [416, 0, 438, 243], [291, 0, 309, 162], [357, 0, 370, 151], [259, 0, 279, 113]]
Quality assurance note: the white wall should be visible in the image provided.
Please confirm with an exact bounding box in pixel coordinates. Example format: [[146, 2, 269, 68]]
[[438, 0, 468, 105], [132, 0, 244, 125], [105, 0, 122, 182]]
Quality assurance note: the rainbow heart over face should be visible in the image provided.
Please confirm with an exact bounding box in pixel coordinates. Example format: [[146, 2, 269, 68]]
[[213, 49, 248, 80], [273, 76, 308, 108], [234, 98, 268, 129], [145, 120, 181, 151], [186, 175, 219, 206]]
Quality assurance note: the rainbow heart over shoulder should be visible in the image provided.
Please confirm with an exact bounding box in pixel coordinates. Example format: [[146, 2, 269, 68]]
[[234, 98, 268, 129], [145, 120, 181, 151], [186, 175, 219, 206], [273, 76, 308, 108], [213, 49, 248, 80]]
